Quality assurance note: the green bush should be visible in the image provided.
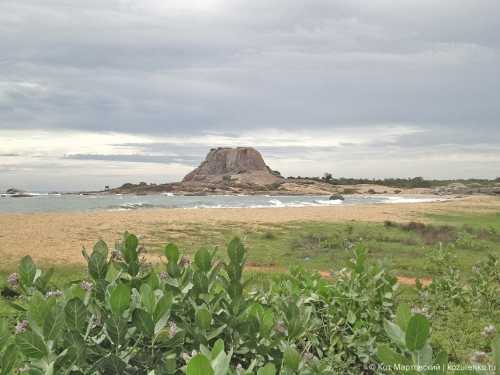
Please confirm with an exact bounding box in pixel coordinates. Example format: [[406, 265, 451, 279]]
[[0, 233, 499, 374]]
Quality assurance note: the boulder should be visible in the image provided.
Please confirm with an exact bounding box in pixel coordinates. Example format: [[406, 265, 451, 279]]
[[6, 188, 23, 194], [329, 194, 345, 201], [182, 147, 283, 186]]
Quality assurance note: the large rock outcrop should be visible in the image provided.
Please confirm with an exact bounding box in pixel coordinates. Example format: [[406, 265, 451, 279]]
[[183, 147, 283, 186]]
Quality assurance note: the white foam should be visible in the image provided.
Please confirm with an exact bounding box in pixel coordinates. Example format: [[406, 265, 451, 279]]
[[118, 202, 155, 210], [313, 199, 343, 205], [268, 199, 285, 207], [383, 196, 445, 204]]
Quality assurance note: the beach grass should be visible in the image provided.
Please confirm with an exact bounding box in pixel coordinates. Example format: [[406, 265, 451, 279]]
[[2, 209, 498, 281], [142, 211, 500, 278]]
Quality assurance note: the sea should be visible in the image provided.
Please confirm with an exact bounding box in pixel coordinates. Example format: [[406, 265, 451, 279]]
[[0, 193, 445, 214]]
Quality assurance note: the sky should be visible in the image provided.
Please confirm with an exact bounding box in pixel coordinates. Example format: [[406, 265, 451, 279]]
[[1, 0, 499, 192]]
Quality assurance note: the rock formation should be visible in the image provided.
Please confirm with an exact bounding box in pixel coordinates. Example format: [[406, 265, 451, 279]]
[[182, 147, 283, 186]]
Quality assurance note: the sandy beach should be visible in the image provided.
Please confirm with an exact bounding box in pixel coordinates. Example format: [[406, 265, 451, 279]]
[[0, 195, 498, 267]]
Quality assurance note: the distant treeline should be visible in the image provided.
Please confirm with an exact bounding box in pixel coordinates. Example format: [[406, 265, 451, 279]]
[[287, 175, 500, 189]]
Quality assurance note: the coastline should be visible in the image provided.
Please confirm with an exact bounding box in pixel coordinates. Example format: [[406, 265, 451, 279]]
[[0, 195, 497, 268]]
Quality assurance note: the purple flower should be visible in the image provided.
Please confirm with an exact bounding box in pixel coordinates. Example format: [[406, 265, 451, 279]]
[[179, 256, 191, 268], [471, 351, 488, 363], [80, 280, 93, 291], [481, 324, 496, 338], [411, 306, 431, 319], [15, 320, 29, 334], [159, 271, 168, 281], [303, 352, 314, 361], [111, 250, 123, 261], [181, 352, 191, 363], [168, 321, 177, 337], [46, 290, 63, 298], [7, 273, 19, 287], [274, 320, 287, 334]]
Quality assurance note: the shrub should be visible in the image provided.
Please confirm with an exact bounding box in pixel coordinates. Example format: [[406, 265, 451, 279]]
[[262, 231, 276, 240], [1, 233, 498, 374]]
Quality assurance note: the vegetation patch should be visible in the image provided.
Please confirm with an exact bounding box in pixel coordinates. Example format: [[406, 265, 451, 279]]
[[0, 233, 499, 374]]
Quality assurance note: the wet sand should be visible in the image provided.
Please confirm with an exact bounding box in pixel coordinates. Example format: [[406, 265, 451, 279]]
[[0, 195, 497, 266]]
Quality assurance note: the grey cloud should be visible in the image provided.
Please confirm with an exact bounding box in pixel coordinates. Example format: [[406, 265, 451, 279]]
[[0, 0, 499, 189], [64, 153, 201, 165]]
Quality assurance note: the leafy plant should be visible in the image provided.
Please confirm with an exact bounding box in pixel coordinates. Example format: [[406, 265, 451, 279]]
[[380, 304, 500, 374], [1, 232, 498, 374]]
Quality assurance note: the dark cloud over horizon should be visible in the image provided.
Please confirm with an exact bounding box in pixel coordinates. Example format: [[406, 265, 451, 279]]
[[1, 0, 499, 191]]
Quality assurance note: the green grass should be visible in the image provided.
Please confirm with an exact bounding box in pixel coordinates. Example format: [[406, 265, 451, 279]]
[[142, 213, 500, 279], [427, 211, 500, 230], [2, 210, 499, 284]]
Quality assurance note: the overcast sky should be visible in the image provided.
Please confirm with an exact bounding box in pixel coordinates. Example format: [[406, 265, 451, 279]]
[[1, 0, 499, 191]]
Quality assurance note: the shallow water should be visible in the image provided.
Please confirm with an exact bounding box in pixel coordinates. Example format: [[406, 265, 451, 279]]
[[0, 193, 444, 214]]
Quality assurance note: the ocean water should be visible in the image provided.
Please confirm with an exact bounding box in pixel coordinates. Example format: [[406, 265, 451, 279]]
[[0, 193, 445, 214]]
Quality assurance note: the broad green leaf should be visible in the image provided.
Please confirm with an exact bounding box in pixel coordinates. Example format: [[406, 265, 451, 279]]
[[211, 349, 231, 375], [194, 248, 211, 272], [24, 369, 43, 375], [133, 308, 155, 337], [27, 292, 53, 329], [406, 314, 430, 351], [347, 310, 356, 325], [415, 342, 432, 368], [64, 298, 88, 332], [123, 233, 139, 263], [206, 324, 227, 341], [167, 262, 180, 278], [146, 272, 160, 291], [195, 308, 212, 330], [211, 339, 225, 359], [88, 241, 108, 281], [128, 259, 140, 277], [283, 346, 300, 371], [93, 355, 127, 373], [93, 239, 109, 257], [154, 294, 172, 323], [1, 344, 18, 375], [164, 244, 180, 263], [19, 255, 37, 288], [105, 262, 121, 284], [34, 267, 54, 293], [395, 303, 411, 331], [43, 309, 64, 341], [63, 330, 86, 363], [0, 319, 10, 351], [260, 310, 275, 337], [164, 353, 177, 374], [6, 301, 26, 312], [193, 272, 209, 293], [377, 344, 408, 366], [227, 238, 245, 265], [105, 315, 127, 346], [140, 284, 155, 314], [165, 353, 177, 374], [257, 363, 276, 375], [16, 331, 47, 359], [109, 283, 131, 316], [432, 351, 448, 375], [383, 319, 406, 347], [186, 354, 214, 375]]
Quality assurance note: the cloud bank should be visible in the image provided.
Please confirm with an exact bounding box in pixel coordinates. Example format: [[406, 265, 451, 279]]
[[1, 0, 499, 191]]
